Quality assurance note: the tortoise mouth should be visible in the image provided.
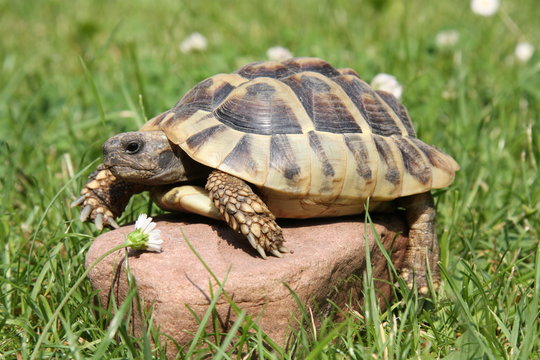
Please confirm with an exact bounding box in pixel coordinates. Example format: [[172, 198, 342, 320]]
[[107, 164, 160, 182]]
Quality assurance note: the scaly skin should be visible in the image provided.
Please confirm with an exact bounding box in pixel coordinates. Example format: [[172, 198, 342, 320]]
[[205, 169, 289, 258], [71, 164, 144, 230], [399, 192, 440, 294]]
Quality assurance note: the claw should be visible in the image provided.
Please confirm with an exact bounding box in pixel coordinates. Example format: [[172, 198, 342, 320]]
[[108, 217, 120, 229], [70, 195, 87, 207], [279, 246, 290, 253], [95, 213, 104, 230], [255, 244, 267, 259], [80, 205, 92, 222], [247, 234, 258, 250], [270, 249, 283, 258]]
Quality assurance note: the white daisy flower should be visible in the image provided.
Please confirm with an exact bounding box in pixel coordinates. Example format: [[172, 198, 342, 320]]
[[471, 0, 499, 17], [126, 214, 163, 252], [515, 42, 534, 63], [370, 73, 403, 99], [266, 46, 293, 61], [179, 32, 208, 53], [435, 30, 460, 49]]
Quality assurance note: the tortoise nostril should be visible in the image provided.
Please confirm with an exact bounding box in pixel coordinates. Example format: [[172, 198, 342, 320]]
[[125, 141, 141, 154]]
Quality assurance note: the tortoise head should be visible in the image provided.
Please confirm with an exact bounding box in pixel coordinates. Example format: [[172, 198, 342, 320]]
[[102, 131, 206, 185]]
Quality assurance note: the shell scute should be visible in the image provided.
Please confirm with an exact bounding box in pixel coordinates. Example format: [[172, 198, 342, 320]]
[[343, 134, 374, 181], [340, 133, 378, 199], [282, 57, 342, 78], [173, 74, 243, 123], [338, 68, 361, 77], [236, 61, 294, 79], [375, 90, 416, 137], [269, 134, 302, 181], [221, 135, 258, 175], [308, 131, 335, 178], [362, 92, 404, 136], [372, 135, 402, 199], [394, 136, 432, 188], [184, 124, 227, 153], [213, 79, 303, 135], [305, 132, 348, 198], [331, 75, 408, 137], [281, 73, 363, 134]]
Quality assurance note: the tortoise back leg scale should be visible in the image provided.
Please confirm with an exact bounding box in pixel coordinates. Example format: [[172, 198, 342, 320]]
[[399, 192, 440, 294], [205, 169, 289, 259]]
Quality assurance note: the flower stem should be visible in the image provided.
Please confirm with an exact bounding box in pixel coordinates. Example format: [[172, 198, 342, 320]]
[[31, 243, 129, 359]]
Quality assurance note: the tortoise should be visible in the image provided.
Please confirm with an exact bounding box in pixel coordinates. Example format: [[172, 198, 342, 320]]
[[72, 57, 459, 293]]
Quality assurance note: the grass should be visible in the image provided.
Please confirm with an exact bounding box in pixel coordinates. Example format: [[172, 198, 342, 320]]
[[1, 0, 539, 358]]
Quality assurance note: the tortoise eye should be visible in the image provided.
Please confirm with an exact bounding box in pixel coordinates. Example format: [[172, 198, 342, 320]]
[[125, 141, 141, 154]]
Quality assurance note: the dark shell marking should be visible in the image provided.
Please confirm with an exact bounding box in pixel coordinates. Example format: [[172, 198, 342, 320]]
[[269, 135, 301, 181], [376, 91, 416, 137], [222, 135, 258, 175], [332, 76, 405, 136], [164, 77, 238, 126], [407, 137, 454, 174], [214, 82, 302, 135], [177, 78, 237, 111], [394, 137, 431, 185], [343, 134, 373, 180], [308, 131, 335, 177], [361, 92, 403, 137], [282, 58, 342, 78], [236, 61, 295, 79], [236, 58, 341, 79], [185, 124, 228, 152], [282, 74, 362, 134], [373, 135, 401, 185]]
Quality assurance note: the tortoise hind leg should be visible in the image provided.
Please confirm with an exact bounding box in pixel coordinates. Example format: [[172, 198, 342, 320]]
[[399, 192, 440, 295], [151, 185, 223, 220], [206, 170, 288, 259]]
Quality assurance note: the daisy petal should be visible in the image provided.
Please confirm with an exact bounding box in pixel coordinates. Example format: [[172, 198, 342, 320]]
[[144, 221, 157, 234], [135, 214, 148, 229]]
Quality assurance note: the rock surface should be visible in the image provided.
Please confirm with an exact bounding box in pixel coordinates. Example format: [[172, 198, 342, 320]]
[[86, 213, 408, 352]]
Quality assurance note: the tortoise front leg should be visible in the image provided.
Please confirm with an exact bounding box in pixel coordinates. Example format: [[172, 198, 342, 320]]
[[399, 192, 440, 294], [71, 164, 144, 230], [205, 170, 289, 259]]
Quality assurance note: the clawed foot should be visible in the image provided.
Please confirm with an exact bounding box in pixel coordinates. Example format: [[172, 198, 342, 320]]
[[206, 170, 289, 259], [247, 234, 289, 259], [240, 216, 289, 259], [71, 193, 119, 230], [215, 187, 289, 259], [400, 268, 440, 295], [71, 166, 127, 230]]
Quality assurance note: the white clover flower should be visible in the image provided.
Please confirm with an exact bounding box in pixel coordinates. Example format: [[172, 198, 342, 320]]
[[125, 214, 163, 252], [471, 0, 499, 17], [515, 42, 534, 63], [435, 30, 460, 49], [371, 73, 403, 99], [266, 46, 293, 61], [179, 32, 208, 53]]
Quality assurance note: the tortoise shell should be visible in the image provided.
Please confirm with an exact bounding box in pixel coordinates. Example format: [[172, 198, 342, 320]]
[[141, 57, 459, 218]]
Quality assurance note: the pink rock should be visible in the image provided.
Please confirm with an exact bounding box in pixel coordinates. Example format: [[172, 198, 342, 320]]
[[86, 214, 408, 353]]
